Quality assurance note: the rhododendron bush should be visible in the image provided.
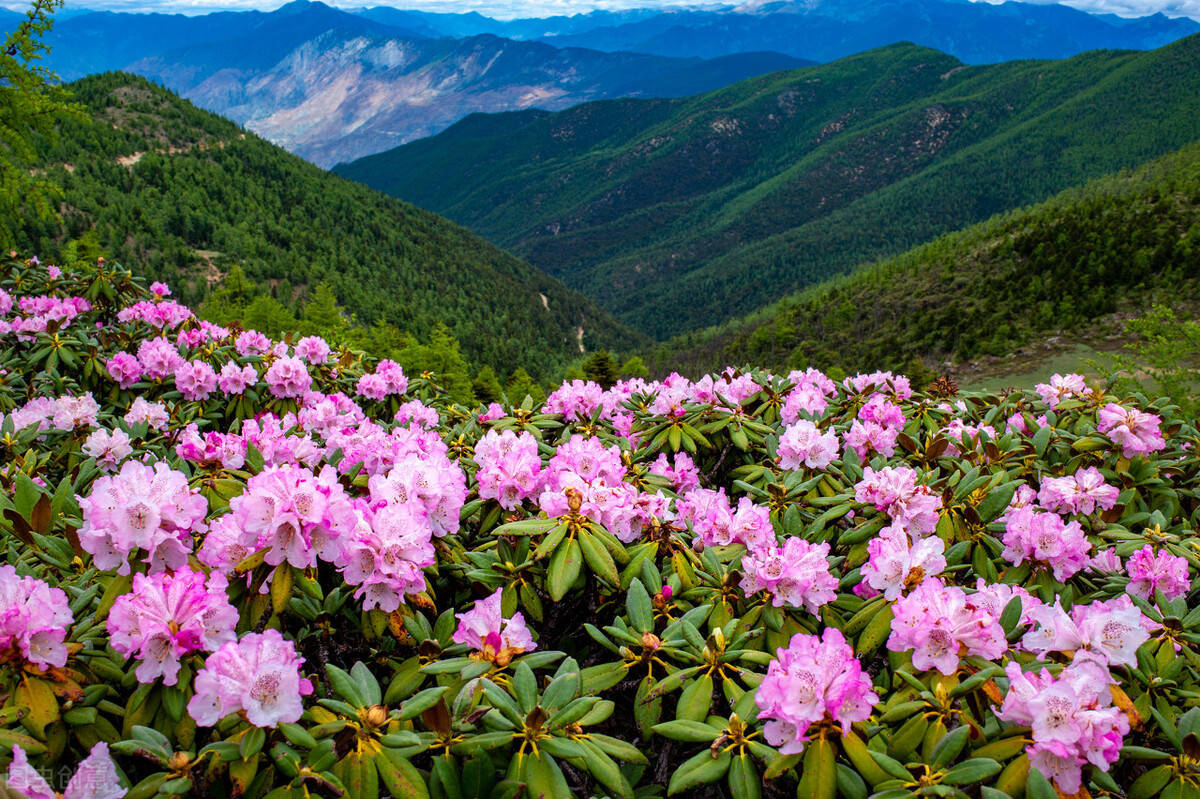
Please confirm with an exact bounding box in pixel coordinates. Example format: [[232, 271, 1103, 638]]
[[2, 253, 1200, 799]]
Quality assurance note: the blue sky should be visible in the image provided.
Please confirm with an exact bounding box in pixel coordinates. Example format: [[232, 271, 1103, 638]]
[[4, 0, 1198, 20]]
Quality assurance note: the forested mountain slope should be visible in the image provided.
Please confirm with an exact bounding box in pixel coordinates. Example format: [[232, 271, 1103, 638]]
[[654, 139, 1200, 377], [337, 35, 1200, 339], [14, 73, 644, 379]]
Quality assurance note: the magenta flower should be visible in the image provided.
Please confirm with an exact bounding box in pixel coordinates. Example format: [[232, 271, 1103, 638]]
[[1097, 403, 1166, 457], [997, 660, 1128, 793], [1035, 373, 1088, 409], [108, 567, 238, 686], [740, 537, 837, 613], [754, 628, 878, 754], [854, 466, 941, 536], [217, 362, 258, 395], [4, 743, 123, 799], [0, 565, 72, 671], [264, 355, 312, 398], [77, 459, 208, 575], [1126, 545, 1190, 600], [474, 429, 543, 510], [452, 588, 536, 666], [1001, 506, 1091, 581], [124, 397, 170, 431], [106, 351, 142, 388], [1038, 467, 1120, 516], [188, 629, 313, 728], [235, 330, 271, 356], [294, 335, 331, 365], [136, 336, 184, 379], [888, 578, 1006, 675], [777, 419, 839, 471], [861, 524, 946, 600], [174, 360, 218, 401], [83, 428, 133, 471]]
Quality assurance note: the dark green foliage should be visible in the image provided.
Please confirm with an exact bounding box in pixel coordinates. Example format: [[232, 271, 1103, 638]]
[[13, 72, 645, 380], [0, 0, 83, 248], [619, 355, 649, 378], [582, 349, 620, 388], [653, 139, 1200, 377], [338, 36, 1200, 340], [472, 364, 503, 404]]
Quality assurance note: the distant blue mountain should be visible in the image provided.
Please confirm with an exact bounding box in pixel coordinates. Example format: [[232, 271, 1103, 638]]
[[517, 0, 1200, 63], [31, 1, 807, 165]]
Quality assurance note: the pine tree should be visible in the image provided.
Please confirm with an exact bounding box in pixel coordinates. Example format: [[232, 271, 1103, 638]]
[[619, 355, 650, 379], [472, 365, 503, 404], [583, 350, 620, 388]]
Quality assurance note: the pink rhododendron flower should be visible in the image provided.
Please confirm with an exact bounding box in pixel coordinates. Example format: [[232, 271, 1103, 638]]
[[474, 429, 543, 510], [854, 466, 941, 536], [1035, 373, 1089, 409], [188, 629, 313, 727], [124, 397, 170, 431], [4, 743, 123, 799], [754, 628, 878, 754], [106, 351, 142, 388], [227, 464, 357, 571], [997, 660, 1128, 793], [1038, 467, 1120, 516], [83, 428, 133, 471], [235, 330, 271, 356], [108, 567, 238, 685], [1126, 545, 1190, 600], [452, 588, 536, 665], [136, 336, 184, 379], [675, 487, 774, 551], [1001, 506, 1091, 581], [264, 355, 312, 398], [649, 452, 700, 493], [78, 459, 208, 575], [861, 524, 946, 600], [174, 360, 218, 401], [740, 537, 837, 613], [294, 335, 331, 364], [889, 578, 1006, 674], [777, 419, 839, 470], [0, 565, 72, 670], [218, 362, 258, 394], [544, 379, 605, 421], [150, 281, 171, 297], [394, 399, 438, 428], [1021, 595, 1150, 668], [1097, 403, 1166, 457]]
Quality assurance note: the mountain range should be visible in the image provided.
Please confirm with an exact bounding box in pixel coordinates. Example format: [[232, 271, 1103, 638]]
[[21, 0, 1200, 165], [34, 1, 807, 165], [14, 73, 643, 378], [334, 34, 1200, 340]]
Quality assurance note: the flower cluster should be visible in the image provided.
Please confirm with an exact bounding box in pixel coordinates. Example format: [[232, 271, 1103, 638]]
[[854, 466, 941, 536], [108, 567, 239, 685], [777, 419, 839, 470], [473, 429, 544, 510], [740, 537, 837, 612], [1037, 466, 1120, 516], [754, 629, 878, 754], [1097, 403, 1166, 457], [188, 630, 313, 728], [888, 579, 1007, 674], [3, 743, 123, 799], [1126, 544, 1190, 599], [860, 524, 946, 600], [1001, 506, 1092, 581], [0, 565, 72, 670], [78, 459, 208, 574], [998, 661, 1129, 793]]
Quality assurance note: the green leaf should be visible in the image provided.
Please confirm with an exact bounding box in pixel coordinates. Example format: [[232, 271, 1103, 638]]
[[578, 527, 620, 588], [351, 661, 382, 707], [626, 578, 654, 632], [796, 736, 836, 799], [728, 753, 761, 799], [667, 748, 732, 795], [547, 537, 581, 601], [651, 720, 722, 742], [400, 686, 449, 720], [377, 747, 431, 799], [513, 662, 537, 714], [929, 725, 969, 769], [941, 757, 1001, 785], [327, 664, 367, 708]]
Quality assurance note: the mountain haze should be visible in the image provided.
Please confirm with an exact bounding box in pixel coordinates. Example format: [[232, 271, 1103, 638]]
[[335, 35, 1200, 339]]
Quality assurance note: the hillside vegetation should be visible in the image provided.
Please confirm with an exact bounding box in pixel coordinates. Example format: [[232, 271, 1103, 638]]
[[14, 72, 645, 379], [653, 138, 1200, 377], [337, 35, 1200, 339]]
